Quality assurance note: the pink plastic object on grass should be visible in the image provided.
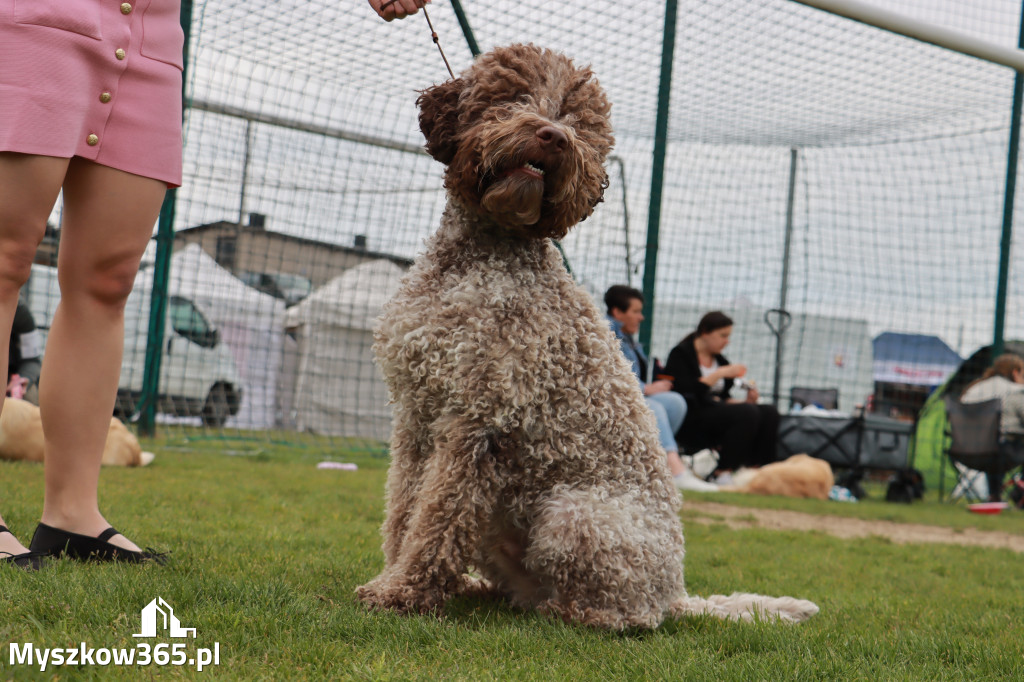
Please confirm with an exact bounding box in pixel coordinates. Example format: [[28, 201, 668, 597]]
[[317, 462, 358, 471], [967, 501, 1008, 515]]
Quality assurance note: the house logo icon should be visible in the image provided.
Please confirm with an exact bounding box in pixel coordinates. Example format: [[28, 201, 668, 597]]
[[133, 597, 197, 638]]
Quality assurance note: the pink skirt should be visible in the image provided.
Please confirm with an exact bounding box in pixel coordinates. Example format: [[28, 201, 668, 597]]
[[0, 0, 183, 187]]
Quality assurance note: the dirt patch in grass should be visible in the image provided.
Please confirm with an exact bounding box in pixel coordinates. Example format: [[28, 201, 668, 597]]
[[684, 501, 1024, 553]]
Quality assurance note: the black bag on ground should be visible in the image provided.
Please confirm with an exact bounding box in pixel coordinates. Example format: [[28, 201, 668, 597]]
[[835, 470, 867, 500], [1007, 475, 1024, 509], [885, 468, 925, 503]]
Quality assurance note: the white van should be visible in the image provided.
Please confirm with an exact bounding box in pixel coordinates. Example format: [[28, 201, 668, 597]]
[[25, 264, 242, 426]]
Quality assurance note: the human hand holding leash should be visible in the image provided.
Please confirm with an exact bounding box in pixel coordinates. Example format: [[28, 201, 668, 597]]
[[370, 0, 429, 21]]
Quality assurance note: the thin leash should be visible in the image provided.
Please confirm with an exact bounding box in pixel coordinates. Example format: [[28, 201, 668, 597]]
[[379, 1, 455, 78], [422, 6, 455, 79]]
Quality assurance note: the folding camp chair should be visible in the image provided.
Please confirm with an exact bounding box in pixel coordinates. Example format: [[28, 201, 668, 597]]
[[790, 386, 839, 411], [940, 396, 1014, 502]]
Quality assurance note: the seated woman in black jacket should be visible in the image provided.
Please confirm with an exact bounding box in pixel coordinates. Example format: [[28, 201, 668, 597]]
[[662, 311, 779, 473]]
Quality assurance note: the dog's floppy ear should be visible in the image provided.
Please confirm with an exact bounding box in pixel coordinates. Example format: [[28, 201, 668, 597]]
[[417, 78, 464, 165]]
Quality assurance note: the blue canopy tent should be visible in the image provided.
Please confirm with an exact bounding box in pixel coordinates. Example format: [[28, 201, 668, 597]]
[[872, 332, 963, 388], [872, 332, 961, 422]]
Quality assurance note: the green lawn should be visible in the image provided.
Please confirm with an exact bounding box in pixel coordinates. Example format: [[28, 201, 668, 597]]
[[2, 437, 1023, 680]]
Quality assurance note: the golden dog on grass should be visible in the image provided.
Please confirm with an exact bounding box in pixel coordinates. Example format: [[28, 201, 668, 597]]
[[724, 454, 834, 500], [0, 398, 153, 467]]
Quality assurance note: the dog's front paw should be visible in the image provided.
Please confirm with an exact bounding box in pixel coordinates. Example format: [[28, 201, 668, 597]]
[[455, 574, 498, 599], [356, 575, 446, 615]]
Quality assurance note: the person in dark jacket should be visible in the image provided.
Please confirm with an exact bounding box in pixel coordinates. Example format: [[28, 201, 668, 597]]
[[662, 311, 779, 474]]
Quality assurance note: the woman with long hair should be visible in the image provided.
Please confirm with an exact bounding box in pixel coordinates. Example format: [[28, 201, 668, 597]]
[[960, 353, 1024, 501], [662, 311, 780, 477]]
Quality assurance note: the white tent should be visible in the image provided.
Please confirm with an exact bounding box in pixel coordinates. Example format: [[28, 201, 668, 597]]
[[284, 259, 406, 441], [169, 244, 287, 429]]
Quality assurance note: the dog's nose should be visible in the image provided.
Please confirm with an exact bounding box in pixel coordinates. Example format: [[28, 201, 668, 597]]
[[536, 126, 568, 152]]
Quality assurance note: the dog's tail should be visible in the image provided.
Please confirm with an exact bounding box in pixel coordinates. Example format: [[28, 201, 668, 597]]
[[669, 592, 818, 624]]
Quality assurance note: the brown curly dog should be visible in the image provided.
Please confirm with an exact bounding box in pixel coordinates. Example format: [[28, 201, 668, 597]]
[[357, 44, 818, 629]]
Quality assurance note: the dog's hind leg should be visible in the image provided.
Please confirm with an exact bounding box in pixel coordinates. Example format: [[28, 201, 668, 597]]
[[357, 419, 498, 615], [473, 526, 545, 607], [524, 485, 686, 630], [669, 593, 819, 624]]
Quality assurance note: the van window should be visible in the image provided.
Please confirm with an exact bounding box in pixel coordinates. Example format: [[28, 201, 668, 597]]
[[238, 270, 311, 306], [169, 296, 218, 348]]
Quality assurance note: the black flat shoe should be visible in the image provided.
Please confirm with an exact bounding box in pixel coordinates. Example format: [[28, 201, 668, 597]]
[[29, 523, 167, 565], [0, 525, 47, 570]]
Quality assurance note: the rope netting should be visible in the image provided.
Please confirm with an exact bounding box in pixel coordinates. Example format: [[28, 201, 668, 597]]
[[22, 1, 1024, 455]]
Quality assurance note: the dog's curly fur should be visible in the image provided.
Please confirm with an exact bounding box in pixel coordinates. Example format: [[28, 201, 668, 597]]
[[357, 44, 818, 629]]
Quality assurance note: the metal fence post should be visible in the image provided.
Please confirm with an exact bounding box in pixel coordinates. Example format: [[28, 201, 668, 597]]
[[448, 0, 480, 57], [138, 0, 193, 437], [993, 1, 1024, 359], [638, 0, 678, 354]]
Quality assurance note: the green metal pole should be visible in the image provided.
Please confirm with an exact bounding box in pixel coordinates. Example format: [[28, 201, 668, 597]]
[[448, 0, 480, 57], [638, 0, 678, 353], [993, 1, 1024, 359], [771, 147, 799, 408], [138, 0, 193, 437]]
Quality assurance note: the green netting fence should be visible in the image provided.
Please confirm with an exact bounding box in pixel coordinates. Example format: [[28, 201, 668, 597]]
[[20, 1, 1024, 485]]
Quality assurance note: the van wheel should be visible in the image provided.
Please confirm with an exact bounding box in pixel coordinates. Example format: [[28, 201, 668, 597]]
[[202, 385, 230, 428], [114, 393, 135, 423]]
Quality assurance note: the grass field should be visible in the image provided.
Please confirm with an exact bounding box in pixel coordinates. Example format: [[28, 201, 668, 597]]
[[2, 436, 1024, 681]]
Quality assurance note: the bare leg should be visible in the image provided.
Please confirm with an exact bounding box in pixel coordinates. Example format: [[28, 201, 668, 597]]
[[38, 159, 166, 552], [0, 153, 69, 556], [666, 449, 686, 476]]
